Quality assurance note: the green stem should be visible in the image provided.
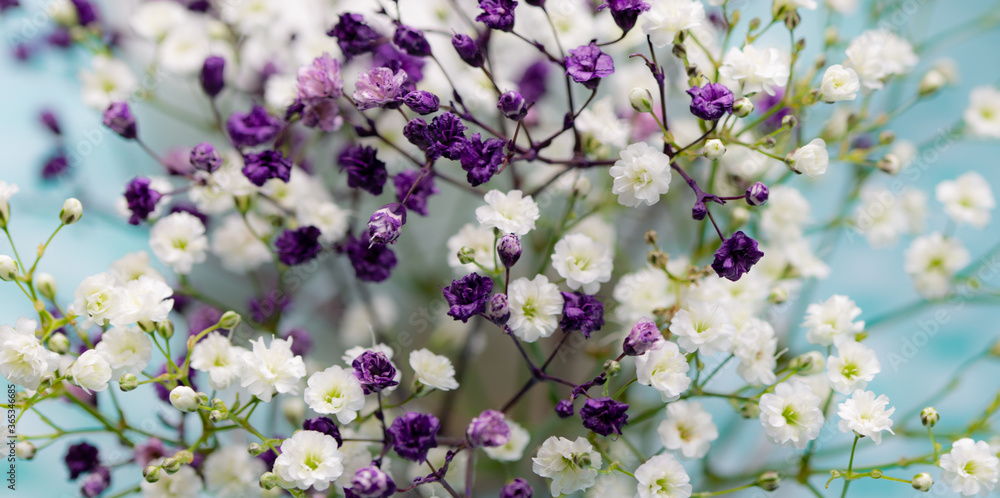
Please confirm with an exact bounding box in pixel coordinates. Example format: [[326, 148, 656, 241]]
[[840, 435, 860, 498]]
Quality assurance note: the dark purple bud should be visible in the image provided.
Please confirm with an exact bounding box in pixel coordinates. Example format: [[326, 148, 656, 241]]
[[692, 199, 707, 221], [745, 182, 769, 206], [497, 91, 527, 120], [555, 399, 574, 418], [303, 416, 343, 447], [598, 0, 650, 33], [402, 90, 440, 115], [497, 233, 522, 268], [102, 102, 136, 140], [41, 151, 70, 180], [579, 397, 629, 436], [189, 142, 222, 173], [39, 110, 61, 135], [623, 317, 664, 356], [350, 463, 396, 498], [524, 0, 544, 5], [70, 0, 98, 26], [200, 56, 226, 98], [275, 226, 322, 266], [393, 25, 431, 57], [500, 478, 533, 498], [387, 412, 440, 462], [687, 83, 734, 121], [451, 34, 484, 68], [485, 293, 510, 325], [466, 409, 511, 447], [368, 204, 407, 246], [711, 230, 764, 282], [442, 272, 494, 323], [518, 60, 550, 104]]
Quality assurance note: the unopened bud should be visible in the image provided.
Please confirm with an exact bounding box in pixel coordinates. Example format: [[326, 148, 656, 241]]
[[209, 410, 224, 423], [740, 401, 760, 419], [119, 373, 139, 392], [911, 472, 933, 492], [644, 230, 658, 246], [878, 154, 901, 175], [756, 470, 780, 491], [781, 115, 797, 129], [219, 311, 241, 329], [169, 386, 200, 412], [368, 203, 406, 246], [704, 139, 726, 160], [920, 407, 939, 428], [919, 70, 947, 96], [248, 443, 266, 457], [259, 471, 278, 490], [161, 457, 181, 474], [733, 97, 754, 117], [745, 182, 769, 206], [603, 360, 621, 377], [790, 351, 825, 375], [629, 87, 654, 113], [497, 233, 522, 268], [15, 441, 36, 460], [143, 465, 161, 483], [48, 332, 70, 354], [768, 286, 789, 304], [59, 198, 83, 225], [156, 320, 174, 340], [0, 255, 18, 281], [878, 130, 896, 145], [36, 272, 57, 300], [457, 246, 476, 265], [485, 293, 510, 325]]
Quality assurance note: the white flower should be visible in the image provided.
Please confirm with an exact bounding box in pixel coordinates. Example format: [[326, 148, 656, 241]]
[[551, 234, 613, 294], [211, 214, 272, 273], [658, 401, 718, 459], [239, 336, 307, 402], [130, 1, 189, 41], [642, 0, 705, 49], [0, 318, 59, 390], [304, 366, 366, 424], [446, 223, 499, 275], [409, 348, 459, 391], [635, 341, 691, 402], [965, 86, 1000, 138], [532, 436, 602, 496], [936, 172, 995, 228], [203, 445, 266, 498], [159, 23, 213, 74], [719, 45, 790, 96], [609, 142, 672, 207], [141, 459, 203, 497], [904, 233, 970, 299], [851, 187, 911, 247], [825, 0, 859, 13], [790, 138, 829, 177], [110, 251, 165, 283], [760, 185, 811, 240], [112, 276, 174, 328], [475, 190, 540, 236], [190, 332, 247, 390], [803, 294, 864, 346], [820, 65, 860, 102], [670, 300, 735, 356], [0, 181, 18, 224], [150, 212, 209, 275], [95, 326, 152, 377], [827, 340, 881, 394], [484, 420, 530, 462], [634, 453, 692, 498], [69, 272, 123, 328], [69, 350, 112, 393], [296, 201, 349, 244], [733, 318, 778, 386], [169, 385, 200, 412], [507, 275, 564, 342], [759, 380, 825, 449], [774, 0, 818, 11], [341, 343, 395, 365], [576, 97, 632, 149], [940, 438, 1000, 496], [613, 266, 677, 323], [837, 390, 895, 444], [845, 30, 917, 91], [79, 56, 138, 110], [273, 430, 345, 491]]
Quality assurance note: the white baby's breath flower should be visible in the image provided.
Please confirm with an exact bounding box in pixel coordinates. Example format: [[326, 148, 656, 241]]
[[940, 438, 1000, 496], [733, 318, 778, 386], [774, 0, 818, 12], [94, 326, 152, 377], [820, 65, 860, 102], [612, 266, 678, 323], [130, 0, 189, 41], [551, 234, 613, 294], [79, 56, 138, 110], [239, 336, 306, 402], [827, 340, 881, 394], [0, 318, 59, 390], [190, 332, 247, 391], [964, 86, 1000, 138], [936, 172, 995, 229], [634, 453, 692, 498], [669, 300, 735, 356], [110, 251, 165, 283], [803, 294, 864, 346], [159, 23, 213, 74], [609, 142, 672, 207], [719, 45, 790, 96], [760, 185, 811, 241], [790, 138, 830, 176], [532, 436, 602, 496], [642, 0, 705, 49], [657, 400, 718, 459], [112, 275, 174, 328], [759, 380, 825, 449], [837, 390, 895, 444], [150, 212, 209, 275], [296, 201, 349, 244], [635, 341, 691, 402], [409, 348, 459, 391], [69, 350, 113, 393], [0, 181, 19, 225], [304, 365, 366, 424], [484, 420, 530, 462], [576, 97, 632, 149], [69, 272, 123, 328], [844, 30, 917, 91], [203, 445, 266, 498], [507, 275, 564, 342], [475, 190, 540, 236], [904, 233, 970, 299], [273, 431, 345, 491], [211, 213, 272, 273]]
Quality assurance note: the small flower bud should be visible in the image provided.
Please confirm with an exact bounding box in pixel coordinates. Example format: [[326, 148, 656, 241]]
[[919, 70, 947, 96], [485, 293, 510, 325], [15, 441, 36, 460], [209, 410, 224, 423], [768, 286, 789, 304], [692, 199, 708, 221], [497, 233, 522, 268], [48, 332, 70, 354], [555, 400, 574, 418], [200, 56, 226, 98], [878, 130, 896, 145], [781, 114, 797, 129], [911, 472, 933, 492], [219, 311, 241, 329], [824, 26, 838, 46], [644, 230, 658, 246], [403, 91, 440, 115], [189, 142, 222, 173], [623, 317, 664, 356], [603, 360, 621, 377], [739, 401, 760, 418], [498, 91, 527, 120], [161, 457, 181, 474], [173, 450, 194, 465], [629, 87, 654, 113], [36, 272, 57, 300], [733, 97, 754, 117], [211, 398, 227, 412], [878, 154, 901, 175], [790, 351, 825, 375], [368, 203, 406, 246], [119, 373, 139, 392], [137, 319, 156, 333], [452, 34, 484, 68], [920, 407, 939, 427], [234, 195, 252, 214], [749, 18, 761, 31], [156, 320, 174, 340], [247, 443, 266, 457], [756, 470, 780, 491], [102, 102, 137, 140], [457, 246, 476, 265], [60, 198, 83, 225], [169, 386, 200, 412], [745, 182, 769, 206], [143, 465, 160, 483], [259, 471, 278, 490], [0, 255, 18, 281], [704, 139, 726, 160], [648, 250, 669, 269]]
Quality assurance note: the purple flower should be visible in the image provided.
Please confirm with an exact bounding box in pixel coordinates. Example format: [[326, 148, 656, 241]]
[[387, 412, 440, 462], [477, 0, 518, 32], [559, 292, 604, 337], [227, 105, 281, 148], [500, 478, 533, 498], [350, 464, 396, 498], [189, 142, 222, 173], [65, 442, 99, 480], [442, 272, 494, 323], [687, 83, 734, 121], [297, 53, 344, 101], [0, 0, 20, 14], [403, 118, 431, 150], [282, 328, 313, 357], [497, 233, 522, 268], [485, 293, 510, 325], [393, 169, 438, 216], [712, 230, 764, 282], [393, 25, 431, 57], [303, 416, 343, 447], [598, 0, 650, 33], [518, 60, 549, 103], [242, 149, 292, 186], [102, 102, 136, 140], [301, 99, 343, 132], [123, 177, 162, 225], [328, 13, 382, 58], [276, 226, 322, 266], [498, 91, 526, 120], [70, 0, 98, 26], [200, 56, 226, 98], [343, 233, 397, 282], [353, 67, 408, 111], [426, 112, 468, 161], [555, 399, 574, 418], [579, 397, 628, 436], [466, 409, 510, 447], [565, 42, 615, 90], [623, 317, 664, 356], [451, 34, 484, 68], [80, 467, 111, 497], [41, 151, 70, 180], [372, 45, 424, 88], [459, 133, 505, 186], [403, 90, 440, 115], [745, 181, 769, 206], [352, 350, 399, 394], [368, 204, 407, 246], [39, 109, 61, 135], [339, 145, 388, 196]]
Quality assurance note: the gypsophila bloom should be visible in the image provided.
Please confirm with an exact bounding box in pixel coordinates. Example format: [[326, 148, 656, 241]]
[[687, 83, 734, 121], [460, 133, 506, 186], [500, 478, 533, 498], [65, 442, 99, 480], [609, 142, 672, 207], [844, 29, 917, 91], [476, 189, 540, 236], [719, 45, 790, 96], [302, 417, 343, 447], [452, 34, 485, 68], [551, 234, 613, 294], [273, 430, 345, 491], [403, 91, 439, 115], [94, 326, 152, 377], [367, 204, 406, 246], [0, 318, 58, 390], [532, 436, 601, 496], [350, 464, 396, 498], [477, 0, 518, 32], [599, 0, 651, 33], [467, 409, 511, 447], [353, 67, 408, 111], [790, 138, 829, 176], [189, 142, 222, 173], [393, 169, 438, 215], [964, 86, 1000, 138], [276, 226, 322, 266], [388, 412, 440, 462], [102, 102, 136, 140], [409, 348, 459, 391], [68, 272, 120, 328], [112, 275, 173, 328], [580, 397, 629, 436], [733, 318, 778, 386], [226, 105, 281, 148], [329, 13, 381, 57], [304, 365, 366, 424], [658, 400, 718, 459], [559, 292, 605, 337], [634, 453, 692, 498], [624, 317, 664, 356], [80, 467, 110, 497], [240, 336, 306, 402], [343, 233, 397, 282], [670, 300, 735, 356], [242, 149, 292, 187], [149, 212, 208, 275], [123, 177, 162, 225], [507, 275, 564, 342], [442, 272, 494, 323], [352, 350, 399, 394], [804, 294, 864, 346], [837, 390, 895, 444], [940, 438, 1000, 496], [394, 25, 431, 57], [339, 145, 388, 196], [80, 56, 137, 110], [642, 0, 704, 48], [759, 380, 825, 449], [936, 172, 995, 228], [485, 420, 530, 461], [820, 65, 861, 103], [69, 349, 112, 393], [711, 230, 764, 281], [635, 341, 691, 402], [565, 42, 614, 90], [426, 112, 468, 161], [827, 340, 881, 394], [904, 232, 970, 298], [190, 332, 246, 391], [203, 445, 266, 498], [168, 385, 199, 412]]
